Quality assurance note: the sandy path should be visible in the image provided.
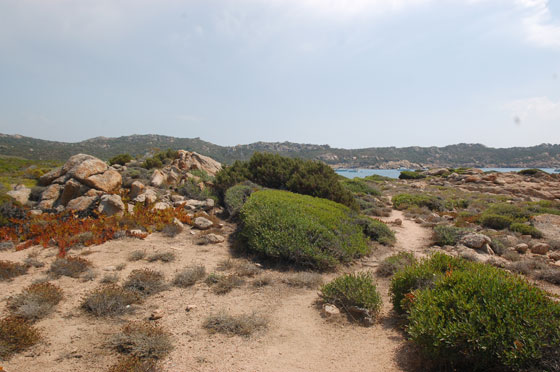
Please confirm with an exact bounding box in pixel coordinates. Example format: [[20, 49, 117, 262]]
[[378, 210, 432, 259]]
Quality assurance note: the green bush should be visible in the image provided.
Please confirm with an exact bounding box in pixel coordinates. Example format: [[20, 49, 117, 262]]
[[142, 149, 178, 169], [390, 253, 468, 314], [320, 272, 382, 320], [214, 153, 356, 208], [404, 258, 560, 371], [224, 181, 262, 217], [509, 222, 544, 238], [433, 225, 465, 246], [518, 168, 545, 176], [377, 252, 416, 277], [392, 193, 443, 211], [141, 158, 162, 170], [398, 171, 426, 180], [239, 190, 369, 270], [340, 178, 381, 196], [359, 218, 395, 245], [479, 213, 514, 229], [109, 154, 132, 166]]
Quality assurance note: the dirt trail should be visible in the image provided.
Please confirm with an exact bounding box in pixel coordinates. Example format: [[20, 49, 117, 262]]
[[379, 210, 432, 259]]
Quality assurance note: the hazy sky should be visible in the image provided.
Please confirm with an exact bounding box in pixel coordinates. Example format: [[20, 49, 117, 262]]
[[0, 0, 558, 149]]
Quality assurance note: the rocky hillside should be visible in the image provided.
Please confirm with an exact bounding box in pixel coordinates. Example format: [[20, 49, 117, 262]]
[[1, 133, 560, 168]]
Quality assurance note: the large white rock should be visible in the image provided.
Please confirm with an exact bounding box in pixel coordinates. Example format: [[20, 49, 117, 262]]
[[7, 185, 31, 204], [98, 194, 125, 216], [85, 170, 122, 193], [459, 233, 491, 249]]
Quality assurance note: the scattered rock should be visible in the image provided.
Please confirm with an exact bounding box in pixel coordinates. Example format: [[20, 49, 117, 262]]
[[549, 251, 560, 261], [322, 304, 341, 317], [514, 243, 528, 254], [153, 202, 171, 211], [7, 185, 31, 204], [97, 194, 125, 216], [84, 170, 122, 193], [59, 178, 85, 206], [67, 158, 108, 182], [459, 233, 491, 249], [391, 218, 402, 226], [530, 243, 550, 255], [129, 181, 145, 199], [148, 310, 164, 321], [481, 243, 495, 255], [66, 196, 96, 212], [150, 169, 165, 187], [198, 233, 225, 245], [39, 167, 63, 186], [193, 217, 213, 230]]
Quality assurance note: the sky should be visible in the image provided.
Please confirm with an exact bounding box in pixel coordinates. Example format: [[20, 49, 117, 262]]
[[0, 0, 558, 149]]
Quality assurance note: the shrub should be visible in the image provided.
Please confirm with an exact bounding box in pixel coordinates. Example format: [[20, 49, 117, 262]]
[[111, 321, 173, 359], [508, 258, 549, 275], [0, 317, 40, 359], [392, 193, 442, 211], [224, 181, 262, 217], [320, 272, 382, 321], [518, 168, 545, 176], [142, 158, 163, 170], [7, 282, 63, 321], [390, 253, 468, 314], [433, 225, 465, 246], [252, 275, 273, 287], [479, 213, 514, 229], [109, 154, 133, 166], [207, 274, 244, 295], [0, 260, 28, 281], [108, 356, 158, 372], [481, 203, 532, 228], [49, 256, 91, 278], [81, 285, 139, 317], [214, 152, 356, 208], [398, 171, 426, 180], [239, 190, 369, 270], [282, 272, 323, 289], [173, 266, 206, 288], [176, 179, 215, 201], [146, 252, 176, 263], [100, 273, 119, 284], [123, 269, 166, 297], [404, 260, 560, 371], [128, 250, 146, 262], [509, 222, 543, 238], [359, 218, 395, 245], [340, 178, 381, 196], [535, 267, 560, 285], [377, 252, 416, 277], [203, 311, 267, 336]]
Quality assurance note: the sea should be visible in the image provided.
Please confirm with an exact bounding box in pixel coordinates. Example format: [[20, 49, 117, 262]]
[[335, 168, 559, 179]]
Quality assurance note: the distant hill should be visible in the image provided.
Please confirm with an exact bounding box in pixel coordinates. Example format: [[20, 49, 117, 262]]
[[1, 133, 559, 168]]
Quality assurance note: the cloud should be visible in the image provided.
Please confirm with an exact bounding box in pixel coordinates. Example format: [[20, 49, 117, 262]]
[[514, 0, 560, 47], [504, 96, 560, 123]]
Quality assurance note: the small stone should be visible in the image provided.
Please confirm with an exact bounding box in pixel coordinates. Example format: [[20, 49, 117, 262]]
[[459, 233, 491, 249], [322, 304, 341, 317], [515, 243, 528, 254], [153, 202, 171, 211], [549, 251, 560, 261], [149, 310, 164, 320], [531, 243, 550, 255], [193, 217, 213, 230], [185, 305, 197, 312], [392, 218, 402, 226]]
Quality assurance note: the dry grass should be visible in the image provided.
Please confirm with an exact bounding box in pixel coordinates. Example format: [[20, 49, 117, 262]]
[[282, 272, 323, 289], [101, 273, 119, 284], [252, 275, 274, 287], [123, 269, 167, 297], [217, 259, 261, 277], [501, 250, 521, 262], [81, 285, 139, 317], [216, 259, 235, 271], [376, 252, 416, 277], [172, 265, 206, 288], [23, 256, 44, 268], [49, 256, 91, 278], [146, 252, 176, 263], [205, 273, 244, 295], [128, 250, 146, 262], [0, 260, 28, 281], [535, 267, 560, 285], [7, 282, 63, 321], [0, 317, 40, 359], [203, 311, 268, 337], [108, 356, 159, 372], [111, 321, 173, 359]]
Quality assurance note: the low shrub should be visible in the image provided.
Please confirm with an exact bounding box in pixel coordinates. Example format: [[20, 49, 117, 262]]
[[377, 252, 416, 277], [111, 321, 173, 359], [0, 260, 28, 281], [7, 282, 63, 321], [359, 218, 395, 245], [282, 272, 323, 289], [123, 269, 166, 297], [109, 154, 133, 166], [81, 285, 139, 317], [108, 356, 158, 372], [404, 259, 560, 371], [398, 171, 426, 180], [479, 213, 514, 229], [146, 252, 176, 263], [128, 250, 146, 262], [100, 273, 119, 284], [239, 190, 369, 270], [390, 253, 468, 314], [340, 178, 381, 196], [433, 225, 465, 246], [508, 258, 549, 275], [320, 272, 382, 321], [252, 275, 273, 287], [224, 181, 262, 218], [0, 317, 40, 359], [203, 311, 268, 337], [214, 152, 356, 208], [173, 266, 206, 288], [509, 222, 543, 238], [480, 203, 532, 229], [392, 193, 442, 211], [518, 168, 545, 176], [49, 256, 91, 278], [206, 274, 244, 295]]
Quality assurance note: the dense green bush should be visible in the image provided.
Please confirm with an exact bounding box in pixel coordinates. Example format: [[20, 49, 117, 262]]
[[340, 178, 380, 196], [142, 149, 178, 169], [403, 257, 560, 371], [509, 222, 543, 238], [433, 225, 465, 246], [398, 171, 426, 180], [320, 272, 382, 319], [177, 179, 215, 201], [239, 190, 369, 270], [518, 168, 545, 176], [224, 181, 262, 217], [109, 154, 132, 166], [392, 193, 443, 211], [359, 218, 395, 245], [215, 153, 356, 208], [390, 253, 468, 314], [479, 213, 514, 229]]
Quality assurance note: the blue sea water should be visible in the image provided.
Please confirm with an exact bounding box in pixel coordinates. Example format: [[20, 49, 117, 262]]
[[335, 168, 558, 179]]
